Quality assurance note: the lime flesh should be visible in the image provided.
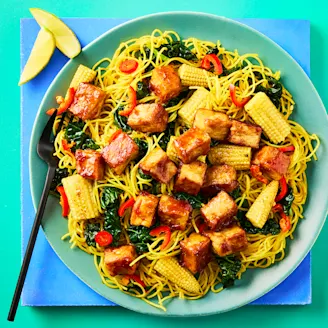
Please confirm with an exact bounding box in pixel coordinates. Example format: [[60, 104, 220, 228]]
[[19, 28, 55, 86], [30, 8, 81, 59]]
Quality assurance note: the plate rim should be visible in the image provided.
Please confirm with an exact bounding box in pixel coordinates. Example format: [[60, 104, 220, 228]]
[[29, 11, 328, 316]]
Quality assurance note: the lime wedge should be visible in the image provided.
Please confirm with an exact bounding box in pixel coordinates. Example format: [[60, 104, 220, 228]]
[[30, 8, 81, 59], [19, 27, 55, 86]]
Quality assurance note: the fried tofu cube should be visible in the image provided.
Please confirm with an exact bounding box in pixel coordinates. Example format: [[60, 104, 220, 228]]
[[130, 192, 159, 228], [200, 191, 238, 230], [227, 120, 262, 148], [203, 226, 248, 257], [180, 233, 211, 273], [174, 161, 207, 195], [149, 65, 182, 102], [69, 83, 106, 120], [127, 103, 168, 133], [158, 195, 192, 231], [101, 132, 139, 175], [252, 145, 291, 180], [193, 109, 231, 140], [139, 147, 177, 184], [201, 164, 238, 196], [173, 127, 211, 164], [75, 149, 105, 180], [104, 245, 138, 276]]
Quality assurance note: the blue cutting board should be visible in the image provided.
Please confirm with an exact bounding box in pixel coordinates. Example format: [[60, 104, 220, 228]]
[[21, 18, 311, 306]]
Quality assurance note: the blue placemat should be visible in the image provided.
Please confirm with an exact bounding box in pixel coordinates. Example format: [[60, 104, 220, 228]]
[[21, 18, 311, 306]]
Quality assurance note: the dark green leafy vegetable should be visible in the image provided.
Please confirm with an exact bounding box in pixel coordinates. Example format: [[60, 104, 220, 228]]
[[136, 81, 150, 100], [164, 89, 190, 108], [255, 76, 283, 108], [134, 139, 148, 162], [65, 122, 99, 151], [221, 62, 247, 77], [217, 257, 241, 288], [113, 106, 132, 132], [100, 187, 123, 246], [85, 223, 100, 247], [127, 225, 153, 254], [206, 46, 219, 55], [134, 47, 154, 72], [174, 192, 204, 209], [158, 41, 197, 61], [278, 187, 294, 215], [237, 210, 280, 235], [229, 186, 241, 200], [50, 168, 69, 195], [157, 121, 175, 151]]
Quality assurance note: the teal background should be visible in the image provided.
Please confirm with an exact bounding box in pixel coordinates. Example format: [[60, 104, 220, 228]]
[[1, 0, 327, 326]]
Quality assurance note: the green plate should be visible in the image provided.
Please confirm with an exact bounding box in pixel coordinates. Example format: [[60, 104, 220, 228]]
[[30, 12, 328, 316]]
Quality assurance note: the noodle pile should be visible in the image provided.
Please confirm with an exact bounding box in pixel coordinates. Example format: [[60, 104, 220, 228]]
[[53, 30, 319, 311]]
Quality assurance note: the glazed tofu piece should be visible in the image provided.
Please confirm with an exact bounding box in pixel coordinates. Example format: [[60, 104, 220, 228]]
[[252, 145, 291, 180], [173, 127, 211, 164], [201, 164, 238, 196], [180, 233, 211, 274], [200, 191, 238, 230], [101, 132, 139, 175], [130, 192, 159, 228], [149, 65, 182, 102], [69, 82, 106, 120], [174, 161, 207, 195], [193, 109, 231, 140], [227, 120, 262, 149], [75, 149, 105, 180], [158, 195, 192, 231], [128, 103, 168, 133], [104, 245, 138, 276], [203, 226, 248, 257], [139, 147, 177, 184]]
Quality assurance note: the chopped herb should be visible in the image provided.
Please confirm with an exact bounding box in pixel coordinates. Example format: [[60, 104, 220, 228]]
[[85, 223, 100, 247], [127, 225, 153, 254], [65, 121, 99, 151], [114, 106, 132, 132], [255, 76, 283, 108], [174, 192, 204, 209], [217, 256, 241, 288], [136, 81, 150, 100]]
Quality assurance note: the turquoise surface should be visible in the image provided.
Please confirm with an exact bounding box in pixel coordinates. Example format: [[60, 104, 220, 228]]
[[1, 0, 328, 327]]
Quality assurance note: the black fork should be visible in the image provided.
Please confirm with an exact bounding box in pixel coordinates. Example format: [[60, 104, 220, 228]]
[[8, 110, 59, 322]]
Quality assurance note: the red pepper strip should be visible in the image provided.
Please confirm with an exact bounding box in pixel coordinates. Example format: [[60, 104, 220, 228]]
[[110, 129, 122, 143], [119, 86, 137, 117], [57, 88, 75, 115], [200, 54, 223, 75], [150, 226, 171, 251], [119, 59, 139, 74], [125, 274, 146, 288], [56, 186, 69, 217], [62, 139, 74, 152], [118, 198, 135, 217], [250, 165, 268, 184], [272, 204, 291, 232], [279, 145, 295, 153], [229, 84, 251, 107], [275, 176, 288, 202], [95, 231, 113, 247], [46, 108, 56, 116], [198, 223, 207, 234]]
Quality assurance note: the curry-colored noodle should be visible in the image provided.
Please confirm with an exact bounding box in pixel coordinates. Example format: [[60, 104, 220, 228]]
[[53, 29, 319, 311]]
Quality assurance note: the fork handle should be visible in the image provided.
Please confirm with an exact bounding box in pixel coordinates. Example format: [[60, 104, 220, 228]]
[[8, 165, 56, 322]]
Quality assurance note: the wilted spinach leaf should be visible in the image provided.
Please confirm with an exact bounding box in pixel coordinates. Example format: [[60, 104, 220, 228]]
[[217, 256, 241, 288], [278, 187, 294, 215], [114, 106, 132, 132], [65, 122, 99, 151], [104, 209, 122, 246], [134, 139, 148, 162], [136, 81, 150, 100], [158, 41, 197, 61], [50, 168, 69, 195], [164, 89, 190, 108], [85, 223, 100, 247], [100, 187, 122, 210], [206, 46, 219, 55], [127, 225, 153, 254], [156, 121, 175, 151], [174, 192, 204, 209]]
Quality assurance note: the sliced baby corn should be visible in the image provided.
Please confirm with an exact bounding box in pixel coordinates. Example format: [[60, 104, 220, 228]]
[[69, 64, 97, 90], [178, 64, 214, 88], [246, 180, 279, 228], [62, 174, 99, 220]]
